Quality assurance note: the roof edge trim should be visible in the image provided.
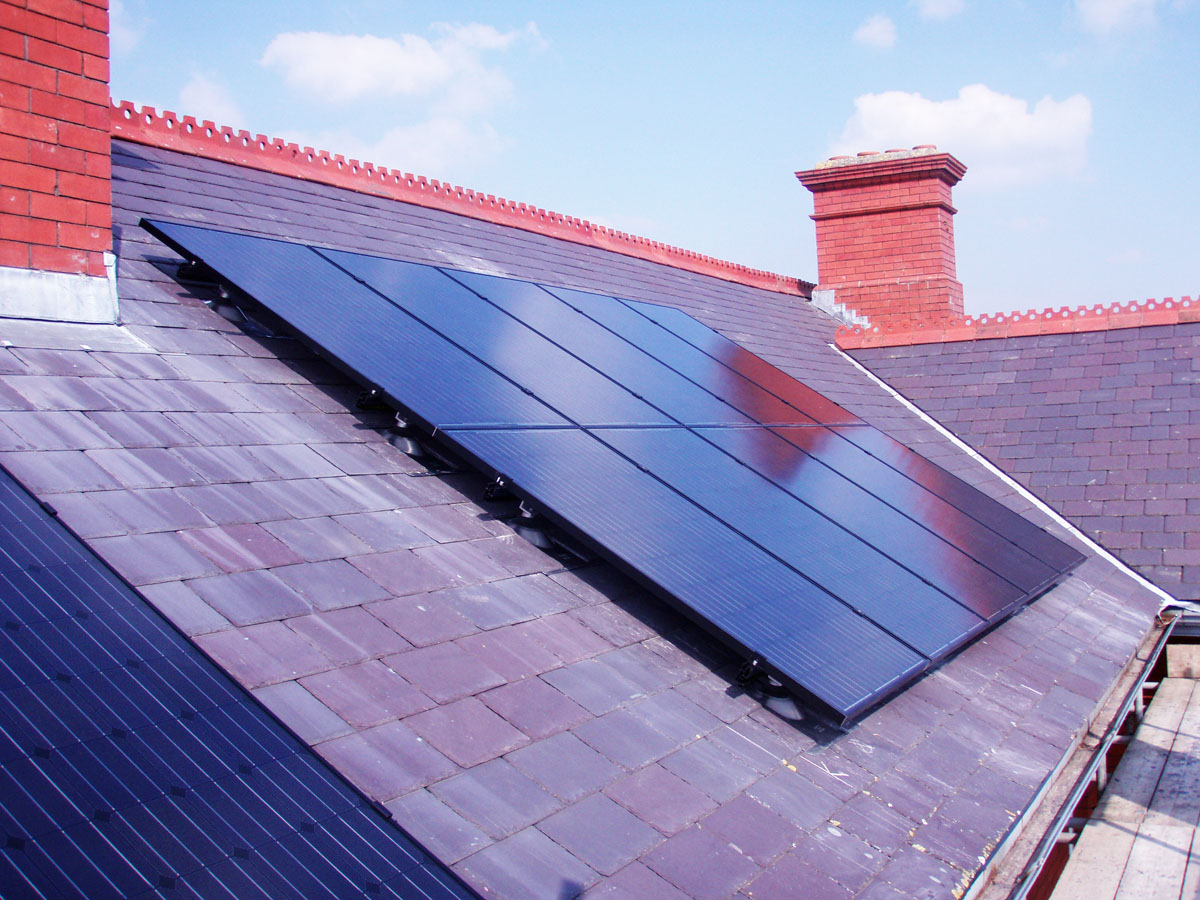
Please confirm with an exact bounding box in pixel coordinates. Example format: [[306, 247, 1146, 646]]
[[836, 296, 1198, 348], [110, 101, 812, 298]]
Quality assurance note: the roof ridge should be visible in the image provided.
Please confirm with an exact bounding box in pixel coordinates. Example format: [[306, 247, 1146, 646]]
[[836, 295, 1198, 349], [110, 101, 811, 298]]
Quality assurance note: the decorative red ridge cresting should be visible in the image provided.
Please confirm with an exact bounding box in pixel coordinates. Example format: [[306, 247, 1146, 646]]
[[110, 102, 810, 297], [836, 296, 1199, 349]]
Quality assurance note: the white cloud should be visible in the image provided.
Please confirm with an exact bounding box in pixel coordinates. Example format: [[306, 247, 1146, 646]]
[[260, 23, 539, 109], [179, 74, 246, 130], [1075, 0, 1158, 33], [912, 0, 965, 18], [832, 84, 1092, 187], [109, 0, 145, 56], [853, 14, 897, 48]]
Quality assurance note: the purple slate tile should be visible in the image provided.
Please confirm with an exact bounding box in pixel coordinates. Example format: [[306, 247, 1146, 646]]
[[348, 548, 460, 597], [138, 580, 230, 636], [272, 559, 392, 610], [1, 374, 114, 411], [873, 844, 963, 900], [186, 569, 312, 625], [399, 503, 498, 543], [368, 594, 479, 647], [300, 660, 431, 727], [628, 690, 722, 747], [406, 697, 529, 768], [542, 657, 647, 715], [285, 605, 409, 660], [384, 642, 506, 703], [793, 825, 886, 893], [745, 769, 841, 832], [194, 621, 332, 688], [251, 680, 354, 744], [581, 862, 690, 900], [606, 764, 717, 835], [741, 853, 852, 900], [333, 509, 434, 551], [43, 491, 125, 539], [0, 409, 119, 450], [91, 487, 214, 534], [455, 623, 565, 682], [454, 827, 598, 900], [179, 523, 304, 573], [643, 825, 759, 900], [91, 351, 179, 381], [507, 731, 622, 802], [519, 611, 612, 664], [573, 708, 680, 770], [89, 531, 223, 584], [700, 793, 801, 867], [260, 516, 373, 562], [10, 347, 111, 377], [911, 815, 992, 873], [569, 602, 658, 648], [169, 444, 279, 483], [411, 539, 514, 586], [539, 793, 662, 876], [833, 792, 920, 855], [472, 533, 559, 578], [243, 443, 345, 479], [432, 758, 562, 840], [660, 738, 760, 804], [0, 449, 123, 492], [173, 482, 292, 526], [674, 672, 759, 725], [481, 677, 592, 741], [317, 720, 457, 802], [84, 447, 205, 489], [440, 581, 539, 630], [84, 410, 197, 449], [385, 789, 492, 865]]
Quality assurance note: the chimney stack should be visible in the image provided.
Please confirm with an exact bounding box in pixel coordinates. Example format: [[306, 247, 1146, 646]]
[[797, 146, 966, 326], [1, 0, 116, 323]]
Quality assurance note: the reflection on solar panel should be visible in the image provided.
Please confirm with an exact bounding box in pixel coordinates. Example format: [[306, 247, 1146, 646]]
[[143, 219, 1085, 724], [0, 465, 477, 900]]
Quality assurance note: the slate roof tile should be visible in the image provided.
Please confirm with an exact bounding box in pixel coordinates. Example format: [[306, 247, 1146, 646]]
[[411, 540, 515, 587], [539, 792, 663, 876], [642, 825, 760, 900], [384, 642, 506, 704], [286, 607, 412, 663], [406, 697, 529, 768], [89, 531, 223, 584], [541, 657, 647, 716], [385, 789, 492, 865], [185, 569, 312, 625], [0, 448, 123, 492], [194, 621, 332, 688], [260, 516, 374, 562], [250, 680, 355, 745], [792, 825, 886, 893], [573, 708, 683, 770], [316, 720, 457, 802], [138, 580, 231, 636], [479, 678, 592, 742], [432, 758, 562, 841], [658, 738, 759, 805], [179, 522, 304, 572], [271, 559, 392, 610], [172, 481, 292, 526], [580, 861, 691, 900], [453, 826, 598, 900], [368, 593, 479, 648], [607, 764, 718, 835], [0, 409, 120, 450], [299, 659, 433, 728]]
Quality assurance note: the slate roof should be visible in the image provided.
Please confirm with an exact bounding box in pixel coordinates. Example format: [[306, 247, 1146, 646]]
[[851, 328, 1200, 603], [0, 135, 1168, 899]]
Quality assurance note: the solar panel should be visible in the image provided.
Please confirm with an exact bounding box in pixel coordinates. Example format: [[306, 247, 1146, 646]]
[[143, 219, 1085, 723], [0, 464, 478, 900]]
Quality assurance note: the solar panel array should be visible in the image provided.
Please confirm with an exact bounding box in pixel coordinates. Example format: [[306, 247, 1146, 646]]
[[144, 219, 1084, 723], [0, 464, 477, 900]]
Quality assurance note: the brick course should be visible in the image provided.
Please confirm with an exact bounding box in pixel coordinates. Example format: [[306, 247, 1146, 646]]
[[0, 0, 109, 276]]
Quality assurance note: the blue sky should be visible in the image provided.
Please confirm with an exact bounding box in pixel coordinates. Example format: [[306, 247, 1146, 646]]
[[110, 1, 1197, 315]]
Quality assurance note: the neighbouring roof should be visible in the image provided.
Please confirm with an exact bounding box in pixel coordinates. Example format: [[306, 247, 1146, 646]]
[[0, 121, 1171, 900], [849, 325, 1200, 603]]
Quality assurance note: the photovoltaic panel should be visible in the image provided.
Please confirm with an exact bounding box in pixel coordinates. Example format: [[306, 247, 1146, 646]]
[[0, 463, 478, 900], [143, 219, 1085, 723]]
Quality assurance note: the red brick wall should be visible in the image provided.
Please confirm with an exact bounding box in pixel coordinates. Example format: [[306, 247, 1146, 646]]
[[798, 149, 966, 326], [1, 0, 110, 277]]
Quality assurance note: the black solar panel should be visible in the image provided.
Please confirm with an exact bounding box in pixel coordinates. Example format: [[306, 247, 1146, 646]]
[[143, 220, 1085, 723], [0, 464, 478, 900]]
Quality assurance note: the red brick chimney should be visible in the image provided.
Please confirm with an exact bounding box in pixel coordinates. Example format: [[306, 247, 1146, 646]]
[[797, 146, 966, 327], [1, 0, 115, 322]]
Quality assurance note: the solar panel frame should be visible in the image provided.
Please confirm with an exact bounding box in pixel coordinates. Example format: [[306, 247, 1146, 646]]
[[141, 219, 1086, 724]]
